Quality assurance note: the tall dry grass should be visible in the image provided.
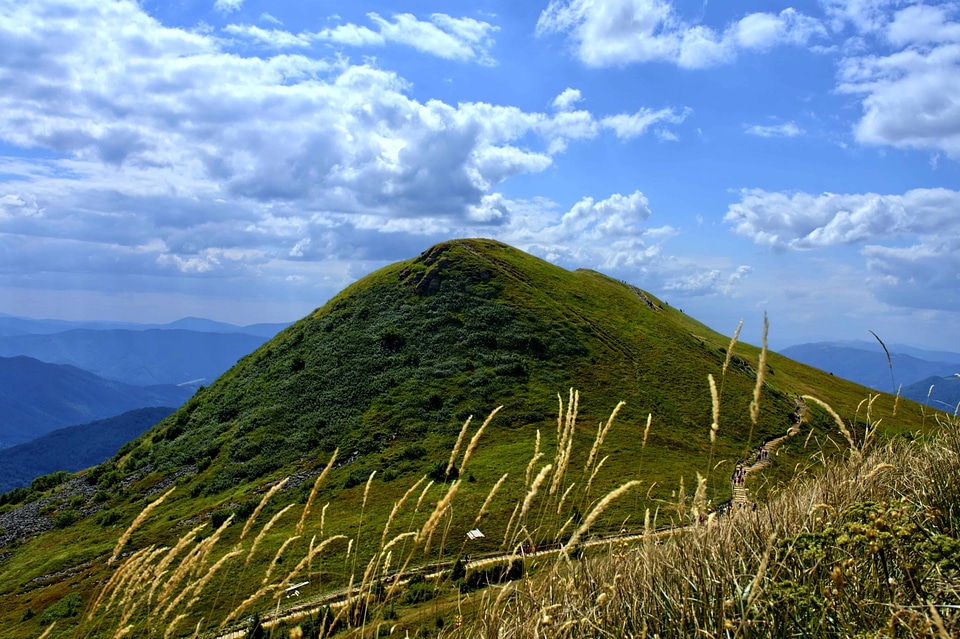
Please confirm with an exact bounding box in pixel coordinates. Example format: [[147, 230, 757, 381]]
[[454, 410, 960, 639]]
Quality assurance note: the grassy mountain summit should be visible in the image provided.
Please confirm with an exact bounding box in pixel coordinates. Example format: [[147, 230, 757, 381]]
[[0, 239, 928, 638], [140, 238, 846, 494]]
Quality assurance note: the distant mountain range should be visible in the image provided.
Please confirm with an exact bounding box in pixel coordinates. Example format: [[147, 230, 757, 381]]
[[0, 328, 277, 386], [0, 356, 192, 448], [780, 340, 960, 411], [0, 406, 175, 493], [0, 314, 287, 338], [0, 315, 288, 386]]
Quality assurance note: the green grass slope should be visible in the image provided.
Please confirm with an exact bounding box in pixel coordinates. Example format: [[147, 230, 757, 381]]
[[0, 239, 930, 638]]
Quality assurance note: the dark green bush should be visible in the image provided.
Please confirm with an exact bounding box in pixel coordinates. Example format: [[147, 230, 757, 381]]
[[53, 509, 81, 528], [39, 592, 81, 624]]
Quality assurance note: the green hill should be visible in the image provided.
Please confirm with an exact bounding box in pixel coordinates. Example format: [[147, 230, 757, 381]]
[[0, 239, 928, 638]]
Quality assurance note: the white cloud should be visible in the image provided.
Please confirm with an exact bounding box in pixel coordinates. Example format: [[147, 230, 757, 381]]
[[819, 0, 899, 34], [223, 24, 312, 48], [726, 187, 960, 310], [655, 128, 679, 142], [744, 122, 804, 137], [536, 0, 824, 68], [214, 0, 243, 15], [726, 188, 960, 249], [0, 0, 684, 292], [260, 13, 282, 26], [553, 88, 583, 111], [834, 2, 960, 158], [601, 107, 691, 139], [316, 12, 499, 64]]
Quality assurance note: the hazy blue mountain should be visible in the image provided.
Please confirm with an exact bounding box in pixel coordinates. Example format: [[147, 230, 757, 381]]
[[0, 328, 273, 386], [0, 314, 288, 338], [780, 342, 959, 396], [0, 356, 192, 448], [159, 317, 289, 337], [0, 406, 175, 493], [901, 375, 960, 413]]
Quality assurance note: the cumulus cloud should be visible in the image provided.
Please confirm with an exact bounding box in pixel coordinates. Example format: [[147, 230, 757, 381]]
[[553, 88, 583, 111], [535, 0, 824, 68], [744, 122, 804, 137], [223, 24, 312, 48], [314, 12, 499, 64], [726, 188, 960, 249], [490, 191, 685, 275], [602, 106, 691, 139], [664, 264, 752, 295], [726, 187, 960, 310], [833, 3, 960, 157], [0, 0, 686, 295], [214, 0, 243, 14]]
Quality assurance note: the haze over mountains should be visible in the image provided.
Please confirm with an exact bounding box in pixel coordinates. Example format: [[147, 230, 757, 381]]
[[0, 317, 288, 489], [780, 341, 960, 410], [0, 356, 190, 449], [0, 407, 175, 494]]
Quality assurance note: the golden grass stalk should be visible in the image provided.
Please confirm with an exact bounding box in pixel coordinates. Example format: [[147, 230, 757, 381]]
[[475, 472, 509, 526], [691, 472, 707, 521], [320, 502, 329, 537], [642, 413, 652, 449], [362, 470, 377, 509], [419, 479, 461, 554], [382, 475, 427, 546], [525, 430, 542, 488], [158, 514, 233, 609], [557, 481, 576, 515], [109, 487, 175, 563], [220, 584, 282, 628], [415, 480, 435, 512], [94, 545, 155, 618], [502, 503, 521, 550], [550, 392, 579, 496], [37, 622, 55, 639], [560, 480, 639, 560], [749, 313, 769, 428], [447, 415, 473, 476], [248, 504, 295, 565], [584, 455, 609, 499], [241, 477, 289, 541], [804, 394, 859, 457], [297, 449, 338, 536], [185, 546, 244, 610], [708, 374, 719, 443], [262, 535, 301, 586], [740, 532, 776, 632], [461, 405, 503, 474], [144, 523, 206, 610], [520, 464, 553, 524], [160, 544, 242, 623], [163, 614, 189, 639], [584, 401, 625, 475], [722, 319, 743, 379], [112, 545, 167, 628], [275, 534, 348, 593]]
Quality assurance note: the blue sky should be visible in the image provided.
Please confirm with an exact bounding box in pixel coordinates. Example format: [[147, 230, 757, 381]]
[[1, 0, 958, 350]]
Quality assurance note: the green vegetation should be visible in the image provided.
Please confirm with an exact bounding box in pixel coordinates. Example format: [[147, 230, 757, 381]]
[[0, 239, 940, 638]]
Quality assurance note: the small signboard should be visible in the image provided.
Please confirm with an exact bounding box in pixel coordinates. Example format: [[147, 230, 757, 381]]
[[285, 581, 309, 598]]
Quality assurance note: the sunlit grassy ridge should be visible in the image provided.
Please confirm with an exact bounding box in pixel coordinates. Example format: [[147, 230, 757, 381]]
[[0, 239, 933, 637]]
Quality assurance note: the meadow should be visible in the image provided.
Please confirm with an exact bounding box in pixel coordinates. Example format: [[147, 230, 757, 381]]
[[22, 322, 959, 639]]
